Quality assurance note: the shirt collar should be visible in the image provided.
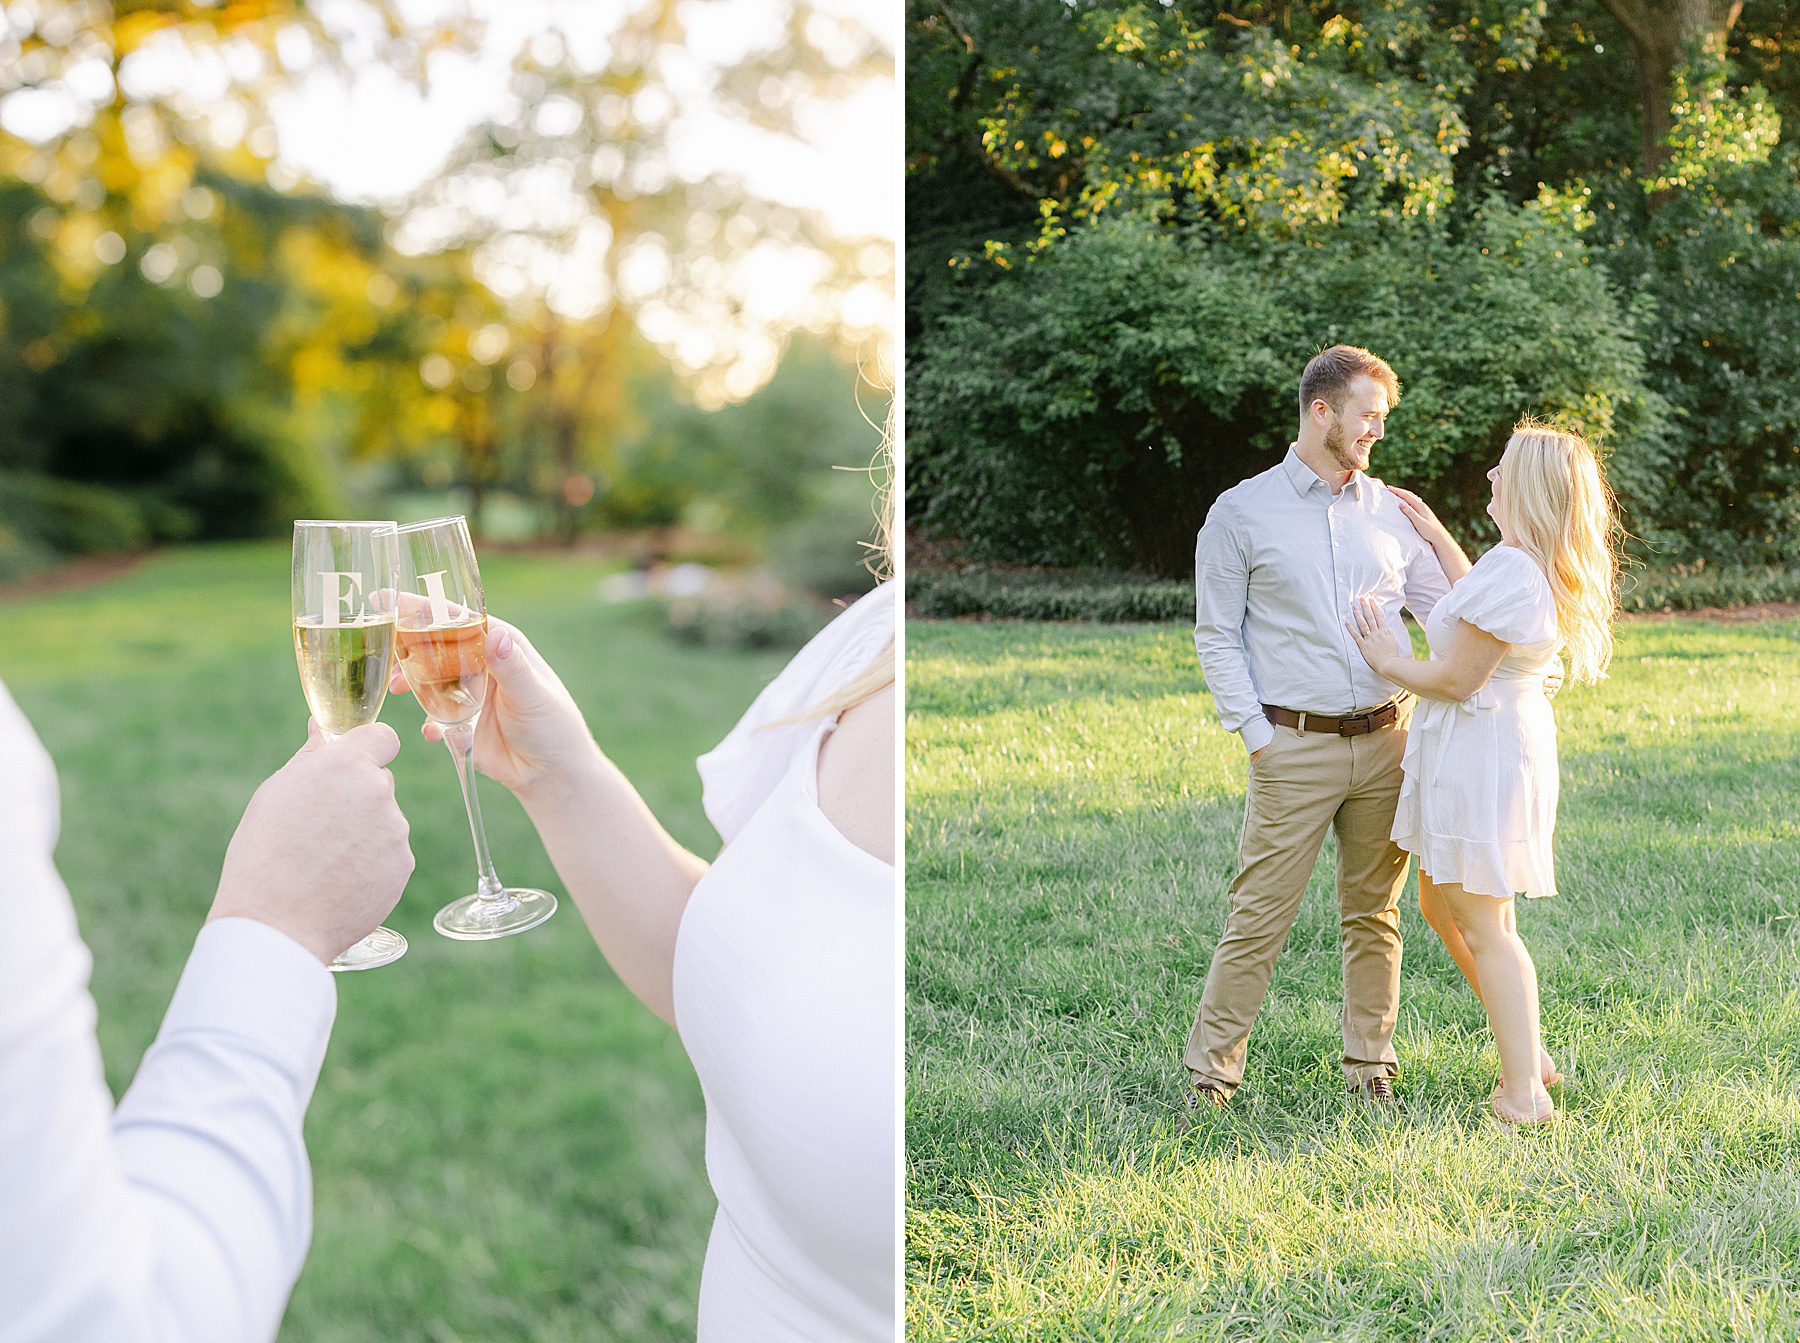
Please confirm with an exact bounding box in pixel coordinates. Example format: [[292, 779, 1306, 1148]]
[[1282, 445, 1364, 500]]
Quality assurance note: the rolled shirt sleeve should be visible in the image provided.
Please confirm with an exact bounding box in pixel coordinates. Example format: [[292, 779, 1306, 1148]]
[[1193, 498, 1275, 756]]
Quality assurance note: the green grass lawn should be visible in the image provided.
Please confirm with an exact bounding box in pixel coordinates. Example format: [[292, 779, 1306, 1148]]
[[907, 617, 1800, 1341], [1, 542, 791, 1343]]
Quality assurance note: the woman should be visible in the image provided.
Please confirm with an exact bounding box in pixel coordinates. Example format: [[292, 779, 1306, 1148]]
[[392, 534, 895, 1337], [1346, 421, 1617, 1125]]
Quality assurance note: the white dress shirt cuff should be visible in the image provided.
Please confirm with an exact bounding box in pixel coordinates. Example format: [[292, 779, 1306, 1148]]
[[158, 918, 338, 1096], [1239, 715, 1275, 756]]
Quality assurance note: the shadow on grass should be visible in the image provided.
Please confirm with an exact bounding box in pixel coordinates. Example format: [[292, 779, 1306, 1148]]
[[907, 616, 1800, 1337], [909, 714, 1800, 1174]]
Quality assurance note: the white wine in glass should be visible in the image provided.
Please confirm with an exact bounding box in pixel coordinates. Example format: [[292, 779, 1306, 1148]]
[[293, 619, 396, 737], [396, 516, 557, 941], [291, 519, 408, 971]]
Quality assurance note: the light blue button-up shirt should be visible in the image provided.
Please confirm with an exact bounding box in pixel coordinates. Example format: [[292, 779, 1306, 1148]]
[[1193, 447, 1451, 755]]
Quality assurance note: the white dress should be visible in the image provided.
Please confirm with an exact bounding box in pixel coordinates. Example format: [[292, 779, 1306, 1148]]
[[673, 583, 896, 1342], [1391, 545, 1561, 899]]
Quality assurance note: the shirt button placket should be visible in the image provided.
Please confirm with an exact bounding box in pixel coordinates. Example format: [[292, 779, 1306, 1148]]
[[1328, 499, 1354, 701]]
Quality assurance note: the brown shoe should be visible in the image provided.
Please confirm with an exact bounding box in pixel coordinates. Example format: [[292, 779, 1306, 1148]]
[[1185, 1077, 1228, 1117], [1351, 1076, 1394, 1104]]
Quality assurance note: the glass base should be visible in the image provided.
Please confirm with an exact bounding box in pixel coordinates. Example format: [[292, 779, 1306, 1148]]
[[330, 925, 408, 972], [433, 888, 558, 941]]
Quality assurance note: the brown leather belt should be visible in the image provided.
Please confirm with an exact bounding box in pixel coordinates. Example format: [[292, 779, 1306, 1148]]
[[1262, 698, 1406, 736]]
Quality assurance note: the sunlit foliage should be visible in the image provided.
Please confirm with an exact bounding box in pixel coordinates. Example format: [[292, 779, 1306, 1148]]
[[907, 0, 1800, 570], [0, 0, 893, 578]]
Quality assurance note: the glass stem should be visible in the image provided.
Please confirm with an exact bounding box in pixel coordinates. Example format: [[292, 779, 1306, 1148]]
[[443, 719, 518, 914]]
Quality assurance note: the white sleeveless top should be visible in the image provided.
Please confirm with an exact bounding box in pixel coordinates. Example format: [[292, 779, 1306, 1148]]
[[674, 583, 896, 1342], [1392, 544, 1562, 899]]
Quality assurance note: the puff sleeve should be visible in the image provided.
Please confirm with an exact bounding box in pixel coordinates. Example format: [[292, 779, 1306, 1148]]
[[1448, 546, 1558, 647], [697, 583, 895, 845]]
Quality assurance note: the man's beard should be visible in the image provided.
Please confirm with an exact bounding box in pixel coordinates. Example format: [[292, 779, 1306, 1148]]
[[1325, 418, 1368, 472]]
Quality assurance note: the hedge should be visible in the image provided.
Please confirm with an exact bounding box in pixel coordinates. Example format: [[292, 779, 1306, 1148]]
[[908, 564, 1800, 623]]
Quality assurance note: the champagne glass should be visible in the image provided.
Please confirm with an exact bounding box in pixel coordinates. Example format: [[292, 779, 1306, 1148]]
[[395, 516, 558, 940], [292, 520, 408, 971]]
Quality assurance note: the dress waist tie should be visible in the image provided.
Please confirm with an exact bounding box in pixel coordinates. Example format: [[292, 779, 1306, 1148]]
[[1419, 671, 1548, 787]]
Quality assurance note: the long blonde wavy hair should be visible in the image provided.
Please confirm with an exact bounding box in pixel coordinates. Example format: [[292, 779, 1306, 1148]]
[[1494, 420, 1618, 684], [771, 394, 895, 725]]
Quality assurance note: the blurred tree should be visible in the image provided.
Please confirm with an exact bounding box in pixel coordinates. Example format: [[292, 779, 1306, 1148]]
[[0, 0, 466, 273], [0, 163, 424, 560], [394, 0, 893, 535], [0, 0, 474, 571], [0, 0, 893, 579], [602, 333, 881, 536]]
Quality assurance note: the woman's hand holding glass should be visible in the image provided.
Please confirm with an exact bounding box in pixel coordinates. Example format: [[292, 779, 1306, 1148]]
[[391, 603, 707, 1024], [392, 516, 559, 941], [387, 614, 596, 798]]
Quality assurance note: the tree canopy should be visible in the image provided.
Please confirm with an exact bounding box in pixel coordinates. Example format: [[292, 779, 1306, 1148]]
[[907, 0, 1800, 573], [0, 0, 892, 580]]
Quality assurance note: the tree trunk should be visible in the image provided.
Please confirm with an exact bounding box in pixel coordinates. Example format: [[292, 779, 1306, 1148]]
[[1598, 0, 1744, 180], [458, 393, 496, 538]]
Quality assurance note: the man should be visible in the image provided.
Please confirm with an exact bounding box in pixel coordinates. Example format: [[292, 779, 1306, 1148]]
[[1183, 345, 1449, 1110], [0, 680, 414, 1343]]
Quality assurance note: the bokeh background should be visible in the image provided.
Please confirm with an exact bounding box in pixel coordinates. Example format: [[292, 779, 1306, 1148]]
[[0, 2, 893, 1339], [1, 0, 894, 606]]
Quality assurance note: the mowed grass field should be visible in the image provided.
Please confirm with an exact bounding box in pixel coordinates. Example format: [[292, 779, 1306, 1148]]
[[1, 543, 791, 1343], [907, 616, 1800, 1341]]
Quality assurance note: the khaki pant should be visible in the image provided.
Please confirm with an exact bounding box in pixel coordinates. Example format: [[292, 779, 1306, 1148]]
[[1184, 709, 1412, 1095]]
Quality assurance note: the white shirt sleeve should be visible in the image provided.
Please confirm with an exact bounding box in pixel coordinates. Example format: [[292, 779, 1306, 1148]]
[[1193, 499, 1275, 756], [1400, 527, 1452, 627], [0, 682, 335, 1343]]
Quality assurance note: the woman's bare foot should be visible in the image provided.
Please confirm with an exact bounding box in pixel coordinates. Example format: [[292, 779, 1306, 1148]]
[[1490, 1081, 1555, 1126], [1496, 1051, 1561, 1096], [1541, 1048, 1563, 1088]]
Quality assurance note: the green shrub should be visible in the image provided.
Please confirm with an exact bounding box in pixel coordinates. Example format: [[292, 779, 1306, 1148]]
[[912, 563, 1800, 623], [909, 569, 1195, 623], [908, 202, 1660, 578], [0, 521, 52, 584], [665, 589, 832, 649], [1616, 563, 1800, 613], [0, 472, 156, 559], [1601, 146, 1800, 566], [765, 468, 884, 601]]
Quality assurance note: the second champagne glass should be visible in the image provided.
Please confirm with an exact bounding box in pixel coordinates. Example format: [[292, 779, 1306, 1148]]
[[395, 516, 558, 940]]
